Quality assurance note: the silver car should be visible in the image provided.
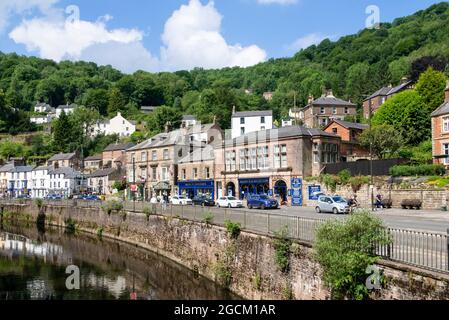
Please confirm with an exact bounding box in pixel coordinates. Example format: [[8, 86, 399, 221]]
[[315, 195, 350, 214]]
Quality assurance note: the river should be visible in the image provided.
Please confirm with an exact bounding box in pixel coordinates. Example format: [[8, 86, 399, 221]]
[[0, 222, 239, 300]]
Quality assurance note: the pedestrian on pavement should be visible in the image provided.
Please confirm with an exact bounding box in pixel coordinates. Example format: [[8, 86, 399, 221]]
[[375, 194, 384, 210]]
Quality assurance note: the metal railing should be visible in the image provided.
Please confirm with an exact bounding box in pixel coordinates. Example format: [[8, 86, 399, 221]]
[[1, 198, 448, 274]]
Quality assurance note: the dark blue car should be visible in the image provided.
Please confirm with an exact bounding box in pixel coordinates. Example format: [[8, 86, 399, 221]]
[[247, 194, 279, 210]]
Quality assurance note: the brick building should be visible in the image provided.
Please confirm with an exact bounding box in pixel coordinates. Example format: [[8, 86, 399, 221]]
[[47, 152, 80, 170], [431, 81, 449, 166], [102, 142, 135, 170], [324, 119, 369, 162], [298, 90, 357, 128]]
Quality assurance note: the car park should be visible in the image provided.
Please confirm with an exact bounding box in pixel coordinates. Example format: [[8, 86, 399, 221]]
[[216, 196, 243, 208], [170, 195, 193, 205], [247, 194, 278, 210], [315, 195, 349, 214], [192, 195, 215, 207]]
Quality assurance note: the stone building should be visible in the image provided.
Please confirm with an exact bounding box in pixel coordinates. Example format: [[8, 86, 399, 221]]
[[431, 81, 449, 166], [213, 125, 341, 204], [47, 152, 80, 170], [102, 142, 135, 170], [363, 79, 413, 119], [323, 119, 369, 162], [298, 90, 357, 128], [87, 168, 124, 196], [83, 154, 102, 174]]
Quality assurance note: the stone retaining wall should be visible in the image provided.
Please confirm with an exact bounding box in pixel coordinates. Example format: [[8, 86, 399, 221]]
[[1, 203, 449, 300]]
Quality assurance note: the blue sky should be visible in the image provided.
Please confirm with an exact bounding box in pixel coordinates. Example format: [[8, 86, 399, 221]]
[[0, 0, 443, 73]]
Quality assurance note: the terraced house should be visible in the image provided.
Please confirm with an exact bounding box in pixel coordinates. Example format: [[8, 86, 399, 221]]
[[431, 81, 449, 166], [126, 123, 222, 200]]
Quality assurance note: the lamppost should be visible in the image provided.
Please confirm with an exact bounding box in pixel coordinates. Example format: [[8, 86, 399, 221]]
[[363, 95, 375, 212], [132, 157, 136, 212]]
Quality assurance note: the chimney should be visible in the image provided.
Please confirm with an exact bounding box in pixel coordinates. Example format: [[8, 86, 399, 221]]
[[308, 94, 314, 104], [445, 80, 449, 103], [164, 122, 170, 133], [232, 105, 236, 114], [400, 76, 408, 85], [327, 89, 334, 98]]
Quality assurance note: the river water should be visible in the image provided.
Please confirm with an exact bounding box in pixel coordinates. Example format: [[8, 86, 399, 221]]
[[0, 223, 239, 300]]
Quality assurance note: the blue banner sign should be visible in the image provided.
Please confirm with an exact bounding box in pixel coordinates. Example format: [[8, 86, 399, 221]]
[[291, 178, 303, 206], [308, 185, 322, 200]]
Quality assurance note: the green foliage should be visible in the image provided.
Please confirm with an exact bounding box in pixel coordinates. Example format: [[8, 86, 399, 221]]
[[225, 220, 241, 239], [348, 176, 370, 193], [112, 179, 127, 192], [320, 174, 340, 193], [65, 218, 76, 233], [338, 169, 351, 185], [359, 125, 402, 159], [213, 243, 236, 288], [101, 199, 124, 215], [202, 211, 214, 225], [34, 198, 43, 209], [398, 140, 433, 164], [426, 176, 449, 188], [143, 206, 154, 221], [390, 164, 446, 177], [415, 67, 447, 112], [273, 227, 292, 273], [314, 211, 391, 300], [96, 227, 104, 238]]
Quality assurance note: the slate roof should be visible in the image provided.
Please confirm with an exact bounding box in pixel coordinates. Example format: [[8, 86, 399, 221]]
[[431, 82, 449, 117], [0, 163, 14, 172], [325, 119, 369, 131], [364, 81, 413, 101], [232, 110, 273, 118], [309, 96, 356, 107], [33, 166, 52, 171], [49, 167, 83, 179], [57, 103, 77, 110], [84, 154, 102, 161], [178, 146, 215, 164], [103, 142, 135, 152], [87, 168, 117, 178], [128, 130, 185, 151], [48, 153, 76, 162], [11, 166, 35, 173]]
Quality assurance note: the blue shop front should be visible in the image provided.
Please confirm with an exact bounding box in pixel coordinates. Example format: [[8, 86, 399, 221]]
[[178, 180, 215, 199], [238, 177, 270, 200]]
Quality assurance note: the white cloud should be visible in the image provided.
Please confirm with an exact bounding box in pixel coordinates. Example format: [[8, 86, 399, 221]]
[[8, 0, 266, 72], [287, 33, 329, 52], [160, 0, 266, 70], [257, 0, 298, 5], [0, 0, 58, 32]]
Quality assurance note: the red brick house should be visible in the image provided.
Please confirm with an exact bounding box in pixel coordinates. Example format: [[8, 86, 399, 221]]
[[431, 81, 449, 166], [324, 119, 369, 162]]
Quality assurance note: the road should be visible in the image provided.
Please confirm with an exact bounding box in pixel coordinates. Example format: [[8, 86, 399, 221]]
[[229, 206, 449, 233]]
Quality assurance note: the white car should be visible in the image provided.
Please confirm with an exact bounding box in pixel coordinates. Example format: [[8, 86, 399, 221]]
[[216, 196, 243, 208], [170, 195, 193, 205]]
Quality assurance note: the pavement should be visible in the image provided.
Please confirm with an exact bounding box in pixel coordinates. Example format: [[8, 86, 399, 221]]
[[232, 205, 449, 233]]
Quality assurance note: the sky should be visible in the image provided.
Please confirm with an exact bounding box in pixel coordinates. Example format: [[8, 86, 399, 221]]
[[0, 0, 444, 73]]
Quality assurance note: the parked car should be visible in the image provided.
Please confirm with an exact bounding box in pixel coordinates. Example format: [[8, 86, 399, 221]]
[[170, 195, 193, 205], [216, 196, 243, 208], [79, 194, 101, 201], [315, 195, 349, 214], [45, 194, 63, 200], [247, 194, 278, 210], [192, 195, 215, 207], [16, 194, 31, 199]]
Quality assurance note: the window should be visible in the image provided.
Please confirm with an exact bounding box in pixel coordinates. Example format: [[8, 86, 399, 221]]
[[320, 107, 325, 114], [225, 151, 236, 172], [257, 146, 269, 169], [261, 116, 265, 124], [344, 107, 349, 114], [250, 148, 257, 170], [443, 143, 449, 164], [152, 167, 157, 180], [240, 117, 245, 124], [152, 150, 157, 161], [240, 127, 245, 135], [141, 151, 147, 162], [181, 169, 186, 180], [161, 167, 168, 180], [193, 168, 198, 179], [239, 149, 246, 170], [274, 144, 287, 168], [41, 179, 44, 187], [332, 107, 337, 114], [321, 118, 327, 126], [321, 143, 339, 164], [205, 167, 210, 179], [163, 149, 169, 160], [443, 117, 449, 133], [332, 128, 338, 134], [65, 181, 68, 188]]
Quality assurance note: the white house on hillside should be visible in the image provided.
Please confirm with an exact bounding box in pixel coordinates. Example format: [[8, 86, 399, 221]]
[[34, 102, 53, 113], [30, 115, 55, 125], [231, 109, 273, 139], [56, 104, 77, 118], [31, 166, 52, 198], [91, 112, 136, 138]]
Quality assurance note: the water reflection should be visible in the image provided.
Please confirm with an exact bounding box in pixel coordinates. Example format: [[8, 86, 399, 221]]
[[0, 223, 239, 300]]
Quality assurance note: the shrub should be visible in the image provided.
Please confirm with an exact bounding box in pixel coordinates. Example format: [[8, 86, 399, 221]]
[[34, 198, 44, 209], [65, 218, 76, 233], [202, 211, 214, 225], [338, 169, 351, 185], [320, 174, 340, 193], [101, 199, 123, 215], [348, 176, 370, 193], [96, 227, 103, 238], [390, 164, 446, 177], [426, 176, 449, 188], [143, 206, 153, 221], [273, 226, 292, 273], [225, 220, 241, 239], [314, 211, 391, 300]]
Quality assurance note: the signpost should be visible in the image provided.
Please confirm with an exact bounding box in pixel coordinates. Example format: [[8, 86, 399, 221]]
[[308, 185, 322, 200], [291, 178, 303, 206]]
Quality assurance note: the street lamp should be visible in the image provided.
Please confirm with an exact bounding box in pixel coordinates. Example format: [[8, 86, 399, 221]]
[[362, 94, 375, 212]]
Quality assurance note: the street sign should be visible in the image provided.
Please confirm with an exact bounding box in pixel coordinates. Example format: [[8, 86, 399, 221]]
[[291, 178, 303, 206]]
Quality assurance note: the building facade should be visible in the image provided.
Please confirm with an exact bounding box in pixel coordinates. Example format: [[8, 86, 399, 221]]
[[8, 166, 34, 198], [87, 168, 123, 196], [56, 104, 77, 118], [324, 119, 369, 162], [31, 166, 51, 198], [363, 79, 413, 119], [83, 154, 103, 174], [231, 110, 273, 139], [91, 112, 136, 138], [102, 142, 135, 170], [214, 126, 341, 204], [431, 81, 449, 166], [299, 91, 357, 128], [47, 152, 80, 170]]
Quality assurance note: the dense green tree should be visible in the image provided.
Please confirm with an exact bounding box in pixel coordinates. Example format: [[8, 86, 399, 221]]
[[108, 87, 126, 115], [146, 106, 182, 133], [359, 124, 402, 159], [83, 88, 109, 115], [415, 67, 447, 112], [0, 140, 25, 159], [52, 111, 74, 153]]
